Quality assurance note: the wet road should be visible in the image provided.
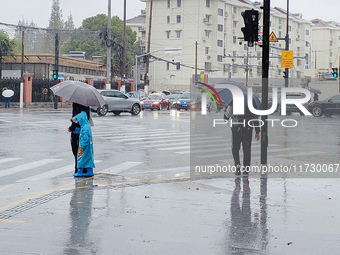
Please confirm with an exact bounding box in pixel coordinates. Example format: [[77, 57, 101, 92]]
[[1, 108, 340, 254]]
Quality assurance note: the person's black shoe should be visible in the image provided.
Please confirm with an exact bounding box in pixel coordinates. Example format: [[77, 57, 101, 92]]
[[235, 164, 241, 176]]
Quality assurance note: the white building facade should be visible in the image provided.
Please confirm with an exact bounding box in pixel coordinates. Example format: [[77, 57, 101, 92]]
[[137, 0, 339, 91]]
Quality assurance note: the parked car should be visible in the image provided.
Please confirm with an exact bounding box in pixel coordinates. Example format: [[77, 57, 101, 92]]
[[126, 91, 147, 100], [175, 92, 201, 111], [166, 94, 181, 108], [308, 94, 340, 117], [90, 89, 141, 116], [141, 93, 171, 110]]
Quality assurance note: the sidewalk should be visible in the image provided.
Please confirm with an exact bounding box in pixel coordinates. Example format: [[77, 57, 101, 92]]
[[1, 172, 339, 255]]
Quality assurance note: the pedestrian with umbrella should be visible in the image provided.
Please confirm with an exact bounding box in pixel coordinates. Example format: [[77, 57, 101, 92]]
[[2, 88, 14, 108], [50, 81, 105, 177], [215, 82, 262, 176]]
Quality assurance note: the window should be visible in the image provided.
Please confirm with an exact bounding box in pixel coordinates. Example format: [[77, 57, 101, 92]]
[[205, 47, 209, 54], [177, 0, 181, 7], [330, 51, 332, 58], [218, 24, 223, 32], [166, 31, 170, 39], [218, 8, 223, 16], [176, 62, 180, 70], [176, 30, 181, 38], [217, 55, 223, 62], [232, 21, 237, 28], [167, 16, 170, 24], [166, 62, 170, 70], [233, 36, 237, 44], [177, 15, 181, 23], [167, 0, 170, 8], [233, 7, 237, 14], [306, 29, 310, 35], [205, 30, 211, 38], [205, 62, 211, 72], [297, 59, 301, 66], [206, 0, 210, 8], [217, 40, 223, 47], [330, 41, 333, 47]]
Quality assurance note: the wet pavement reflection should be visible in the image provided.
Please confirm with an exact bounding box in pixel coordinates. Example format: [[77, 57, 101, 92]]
[[64, 179, 95, 255], [228, 176, 268, 254]]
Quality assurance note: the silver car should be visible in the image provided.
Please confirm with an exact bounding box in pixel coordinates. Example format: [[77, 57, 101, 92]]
[[90, 89, 141, 116]]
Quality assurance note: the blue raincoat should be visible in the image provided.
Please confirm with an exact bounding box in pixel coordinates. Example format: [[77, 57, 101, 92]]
[[76, 111, 95, 169]]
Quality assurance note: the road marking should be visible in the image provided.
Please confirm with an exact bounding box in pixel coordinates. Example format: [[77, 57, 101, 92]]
[[128, 135, 223, 145], [0, 219, 26, 223], [0, 159, 62, 178], [106, 132, 193, 142], [0, 185, 11, 192], [0, 158, 23, 164], [98, 161, 143, 175], [16, 160, 102, 183]]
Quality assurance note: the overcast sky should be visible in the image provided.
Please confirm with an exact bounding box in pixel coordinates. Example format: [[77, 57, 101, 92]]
[[1, 0, 339, 33]]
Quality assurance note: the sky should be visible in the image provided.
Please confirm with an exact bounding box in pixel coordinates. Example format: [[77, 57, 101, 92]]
[[1, 0, 340, 33], [270, 0, 340, 23], [0, 0, 146, 29]]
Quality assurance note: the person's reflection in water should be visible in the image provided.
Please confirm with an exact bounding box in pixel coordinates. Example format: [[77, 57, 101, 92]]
[[228, 176, 268, 253], [64, 179, 94, 255]]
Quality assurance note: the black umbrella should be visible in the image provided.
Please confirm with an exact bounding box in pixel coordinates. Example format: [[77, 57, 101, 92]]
[[309, 88, 321, 94], [215, 83, 262, 111]]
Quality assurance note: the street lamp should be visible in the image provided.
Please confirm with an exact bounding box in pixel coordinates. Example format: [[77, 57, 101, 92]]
[[134, 48, 182, 92]]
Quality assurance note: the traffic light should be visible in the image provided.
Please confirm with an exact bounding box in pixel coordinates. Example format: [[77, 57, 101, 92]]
[[53, 70, 58, 80], [332, 68, 338, 78], [241, 9, 259, 47]]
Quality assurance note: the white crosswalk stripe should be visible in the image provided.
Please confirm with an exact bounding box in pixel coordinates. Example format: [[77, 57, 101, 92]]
[[16, 160, 102, 183], [0, 158, 23, 165], [98, 162, 144, 175], [0, 159, 62, 178]]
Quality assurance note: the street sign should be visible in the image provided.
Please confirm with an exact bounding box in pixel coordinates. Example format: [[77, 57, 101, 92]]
[[281, 50, 294, 68], [269, 32, 278, 42]]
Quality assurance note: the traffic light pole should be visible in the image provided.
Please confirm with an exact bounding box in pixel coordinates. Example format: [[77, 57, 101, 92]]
[[261, 0, 270, 165], [284, 0, 289, 87]]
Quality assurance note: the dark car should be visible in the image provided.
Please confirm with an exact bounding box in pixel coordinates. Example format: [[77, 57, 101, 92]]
[[275, 92, 306, 115], [90, 89, 141, 116], [175, 92, 201, 111], [308, 94, 340, 117]]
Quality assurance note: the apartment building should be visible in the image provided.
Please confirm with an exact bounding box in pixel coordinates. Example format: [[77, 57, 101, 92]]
[[310, 19, 340, 73], [137, 0, 340, 91]]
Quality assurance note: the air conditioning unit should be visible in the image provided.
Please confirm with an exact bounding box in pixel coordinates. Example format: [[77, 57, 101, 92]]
[[232, 13, 236, 19], [203, 18, 208, 23], [207, 55, 211, 59], [202, 36, 207, 41], [232, 28, 236, 34], [224, 12, 228, 17]]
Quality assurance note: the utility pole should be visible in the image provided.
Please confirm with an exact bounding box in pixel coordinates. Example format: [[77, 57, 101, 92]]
[[54, 33, 59, 109], [284, 0, 289, 87], [121, 0, 126, 92], [144, 0, 153, 93], [20, 29, 24, 109], [261, 0, 270, 165], [106, 0, 111, 89], [195, 41, 198, 84]]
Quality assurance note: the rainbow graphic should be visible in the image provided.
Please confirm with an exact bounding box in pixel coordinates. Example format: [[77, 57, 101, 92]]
[[196, 81, 222, 109]]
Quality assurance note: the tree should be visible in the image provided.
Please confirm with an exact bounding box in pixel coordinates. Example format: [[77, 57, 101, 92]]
[[0, 30, 21, 77], [60, 14, 138, 79]]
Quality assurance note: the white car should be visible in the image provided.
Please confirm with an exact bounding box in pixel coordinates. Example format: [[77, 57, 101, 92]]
[[90, 89, 141, 116]]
